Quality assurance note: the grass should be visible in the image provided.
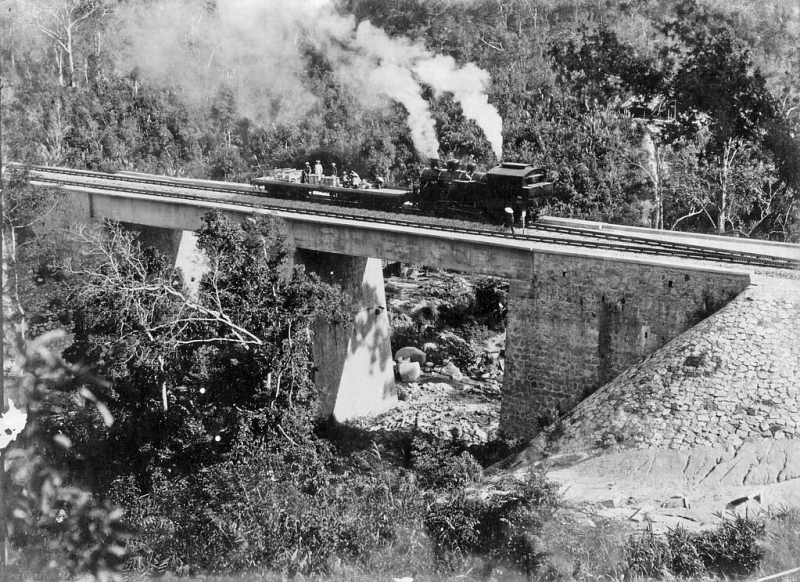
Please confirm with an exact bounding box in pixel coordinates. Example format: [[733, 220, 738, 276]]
[[535, 507, 632, 581], [757, 507, 800, 582]]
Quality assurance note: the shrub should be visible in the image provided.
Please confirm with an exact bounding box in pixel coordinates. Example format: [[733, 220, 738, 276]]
[[696, 515, 766, 575], [625, 525, 670, 578], [115, 418, 429, 577], [424, 468, 562, 577], [424, 492, 482, 569], [427, 331, 483, 372], [625, 516, 766, 578], [389, 312, 428, 354], [762, 507, 800, 572], [666, 526, 705, 577], [410, 436, 482, 491], [472, 276, 509, 329]]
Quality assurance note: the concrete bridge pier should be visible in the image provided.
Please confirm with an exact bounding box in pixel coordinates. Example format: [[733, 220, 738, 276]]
[[114, 224, 396, 419], [119, 224, 207, 295], [294, 249, 397, 420]]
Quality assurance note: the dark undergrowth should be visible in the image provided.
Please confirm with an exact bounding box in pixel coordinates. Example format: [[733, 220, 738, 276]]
[[8, 417, 790, 582]]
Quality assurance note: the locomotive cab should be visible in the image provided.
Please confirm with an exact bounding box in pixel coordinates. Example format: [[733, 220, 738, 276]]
[[486, 162, 545, 221], [524, 168, 555, 204]]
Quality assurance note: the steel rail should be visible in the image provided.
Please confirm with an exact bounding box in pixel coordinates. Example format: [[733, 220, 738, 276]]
[[532, 221, 791, 259], [21, 166, 800, 270]]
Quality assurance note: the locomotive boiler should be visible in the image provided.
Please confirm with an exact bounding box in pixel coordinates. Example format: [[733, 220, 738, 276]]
[[418, 159, 554, 223]]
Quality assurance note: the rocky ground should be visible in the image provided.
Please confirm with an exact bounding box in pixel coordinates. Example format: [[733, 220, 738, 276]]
[[367, 268, 506, 447], [364, 270, 800, 536], [361, 374, 502, 446]]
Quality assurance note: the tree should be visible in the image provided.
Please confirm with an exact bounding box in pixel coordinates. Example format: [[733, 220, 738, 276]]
[[32, 0, 108, 88], [549, 24, 667, 106], [547, 14, 795, 236], [663, 24, 786, 233], [3, 328, 127, 581], [57, 212, 345, 487], [1, 167, 65, 322]]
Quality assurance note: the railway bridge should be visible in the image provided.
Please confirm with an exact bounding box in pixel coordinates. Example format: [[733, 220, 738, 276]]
[[35, 178, 767, 438]]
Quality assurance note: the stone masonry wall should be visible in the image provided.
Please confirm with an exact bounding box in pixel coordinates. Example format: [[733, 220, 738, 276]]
[[552, 277, 800, 452], [501, 254, 750, 438]]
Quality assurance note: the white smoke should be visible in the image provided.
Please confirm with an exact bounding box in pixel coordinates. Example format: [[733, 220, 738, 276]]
[[415, 56, 503, 158], [112, 0, 316, 121], [112, 0, 503, 158]]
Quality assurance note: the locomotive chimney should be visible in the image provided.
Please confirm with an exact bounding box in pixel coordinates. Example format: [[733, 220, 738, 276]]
[[429, 158, 439, 170], [446, 159, 460, 172]]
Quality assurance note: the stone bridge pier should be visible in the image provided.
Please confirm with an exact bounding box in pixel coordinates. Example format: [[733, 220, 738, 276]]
[[501, 254, 750, 439]]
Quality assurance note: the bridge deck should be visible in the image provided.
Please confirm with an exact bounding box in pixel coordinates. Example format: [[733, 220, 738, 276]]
[[47, 183, 752, 281]]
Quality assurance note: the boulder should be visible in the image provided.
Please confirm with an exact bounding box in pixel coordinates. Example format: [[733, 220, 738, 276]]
[[397, 362, 421, 382], [441, 362, 463, 381], [395, 346, 427, 365]]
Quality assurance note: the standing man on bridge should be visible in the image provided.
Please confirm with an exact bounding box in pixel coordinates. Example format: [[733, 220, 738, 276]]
[[504, 207, 515, 233]]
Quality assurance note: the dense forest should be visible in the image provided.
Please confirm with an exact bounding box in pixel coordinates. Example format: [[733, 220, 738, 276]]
[[2, 0, 799, 237], [1, 1, 800, 580]]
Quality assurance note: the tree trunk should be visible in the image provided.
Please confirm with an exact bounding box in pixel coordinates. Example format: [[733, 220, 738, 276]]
[[55, 46, 65, 87], [66, 24, 75, 87], [717, 139, 736, 235], [653, 179, 663, 230], [718, 152, 727, 234], [642, 126, 664, 229]]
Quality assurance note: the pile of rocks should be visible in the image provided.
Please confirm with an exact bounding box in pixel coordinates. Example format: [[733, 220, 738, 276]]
[[364, 379, 501, 446]]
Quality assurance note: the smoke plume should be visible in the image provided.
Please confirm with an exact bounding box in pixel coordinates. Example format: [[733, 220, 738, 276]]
[[113, 0, 503, 158]]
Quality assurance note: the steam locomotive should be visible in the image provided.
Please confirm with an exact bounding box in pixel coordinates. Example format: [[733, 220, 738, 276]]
[[250, 159, 555, 225]]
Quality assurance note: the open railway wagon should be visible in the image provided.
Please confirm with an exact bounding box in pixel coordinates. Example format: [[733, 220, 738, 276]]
[[418, 160, 555, 223], [250, 169, 415, 209]]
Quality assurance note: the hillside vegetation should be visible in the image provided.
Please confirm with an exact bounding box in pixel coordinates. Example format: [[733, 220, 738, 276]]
[[2, 0, 799, 237], [2, 1, 800, 580]]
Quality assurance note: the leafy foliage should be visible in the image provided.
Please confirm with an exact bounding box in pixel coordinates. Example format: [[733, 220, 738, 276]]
[[625, 516, 766, 578], [424, 468, 562, 576], [3, 0, 799, 578], [4, 329, 127, 581], [410, 436, 482, 491], [55, 212, 345, 489], [110, 422, 427, 576]]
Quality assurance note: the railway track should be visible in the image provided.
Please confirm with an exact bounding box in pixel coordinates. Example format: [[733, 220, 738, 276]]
[[18, 164, 800, 271]]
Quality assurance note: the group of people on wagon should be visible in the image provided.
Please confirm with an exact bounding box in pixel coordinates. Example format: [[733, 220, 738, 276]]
[[300, 160, 380, 189]]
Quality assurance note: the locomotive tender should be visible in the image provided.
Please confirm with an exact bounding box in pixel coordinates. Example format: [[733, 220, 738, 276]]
[[250, 159, 555, 224]]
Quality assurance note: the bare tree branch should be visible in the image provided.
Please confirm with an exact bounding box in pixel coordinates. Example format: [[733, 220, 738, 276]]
[[65, 222, 265, 351]]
